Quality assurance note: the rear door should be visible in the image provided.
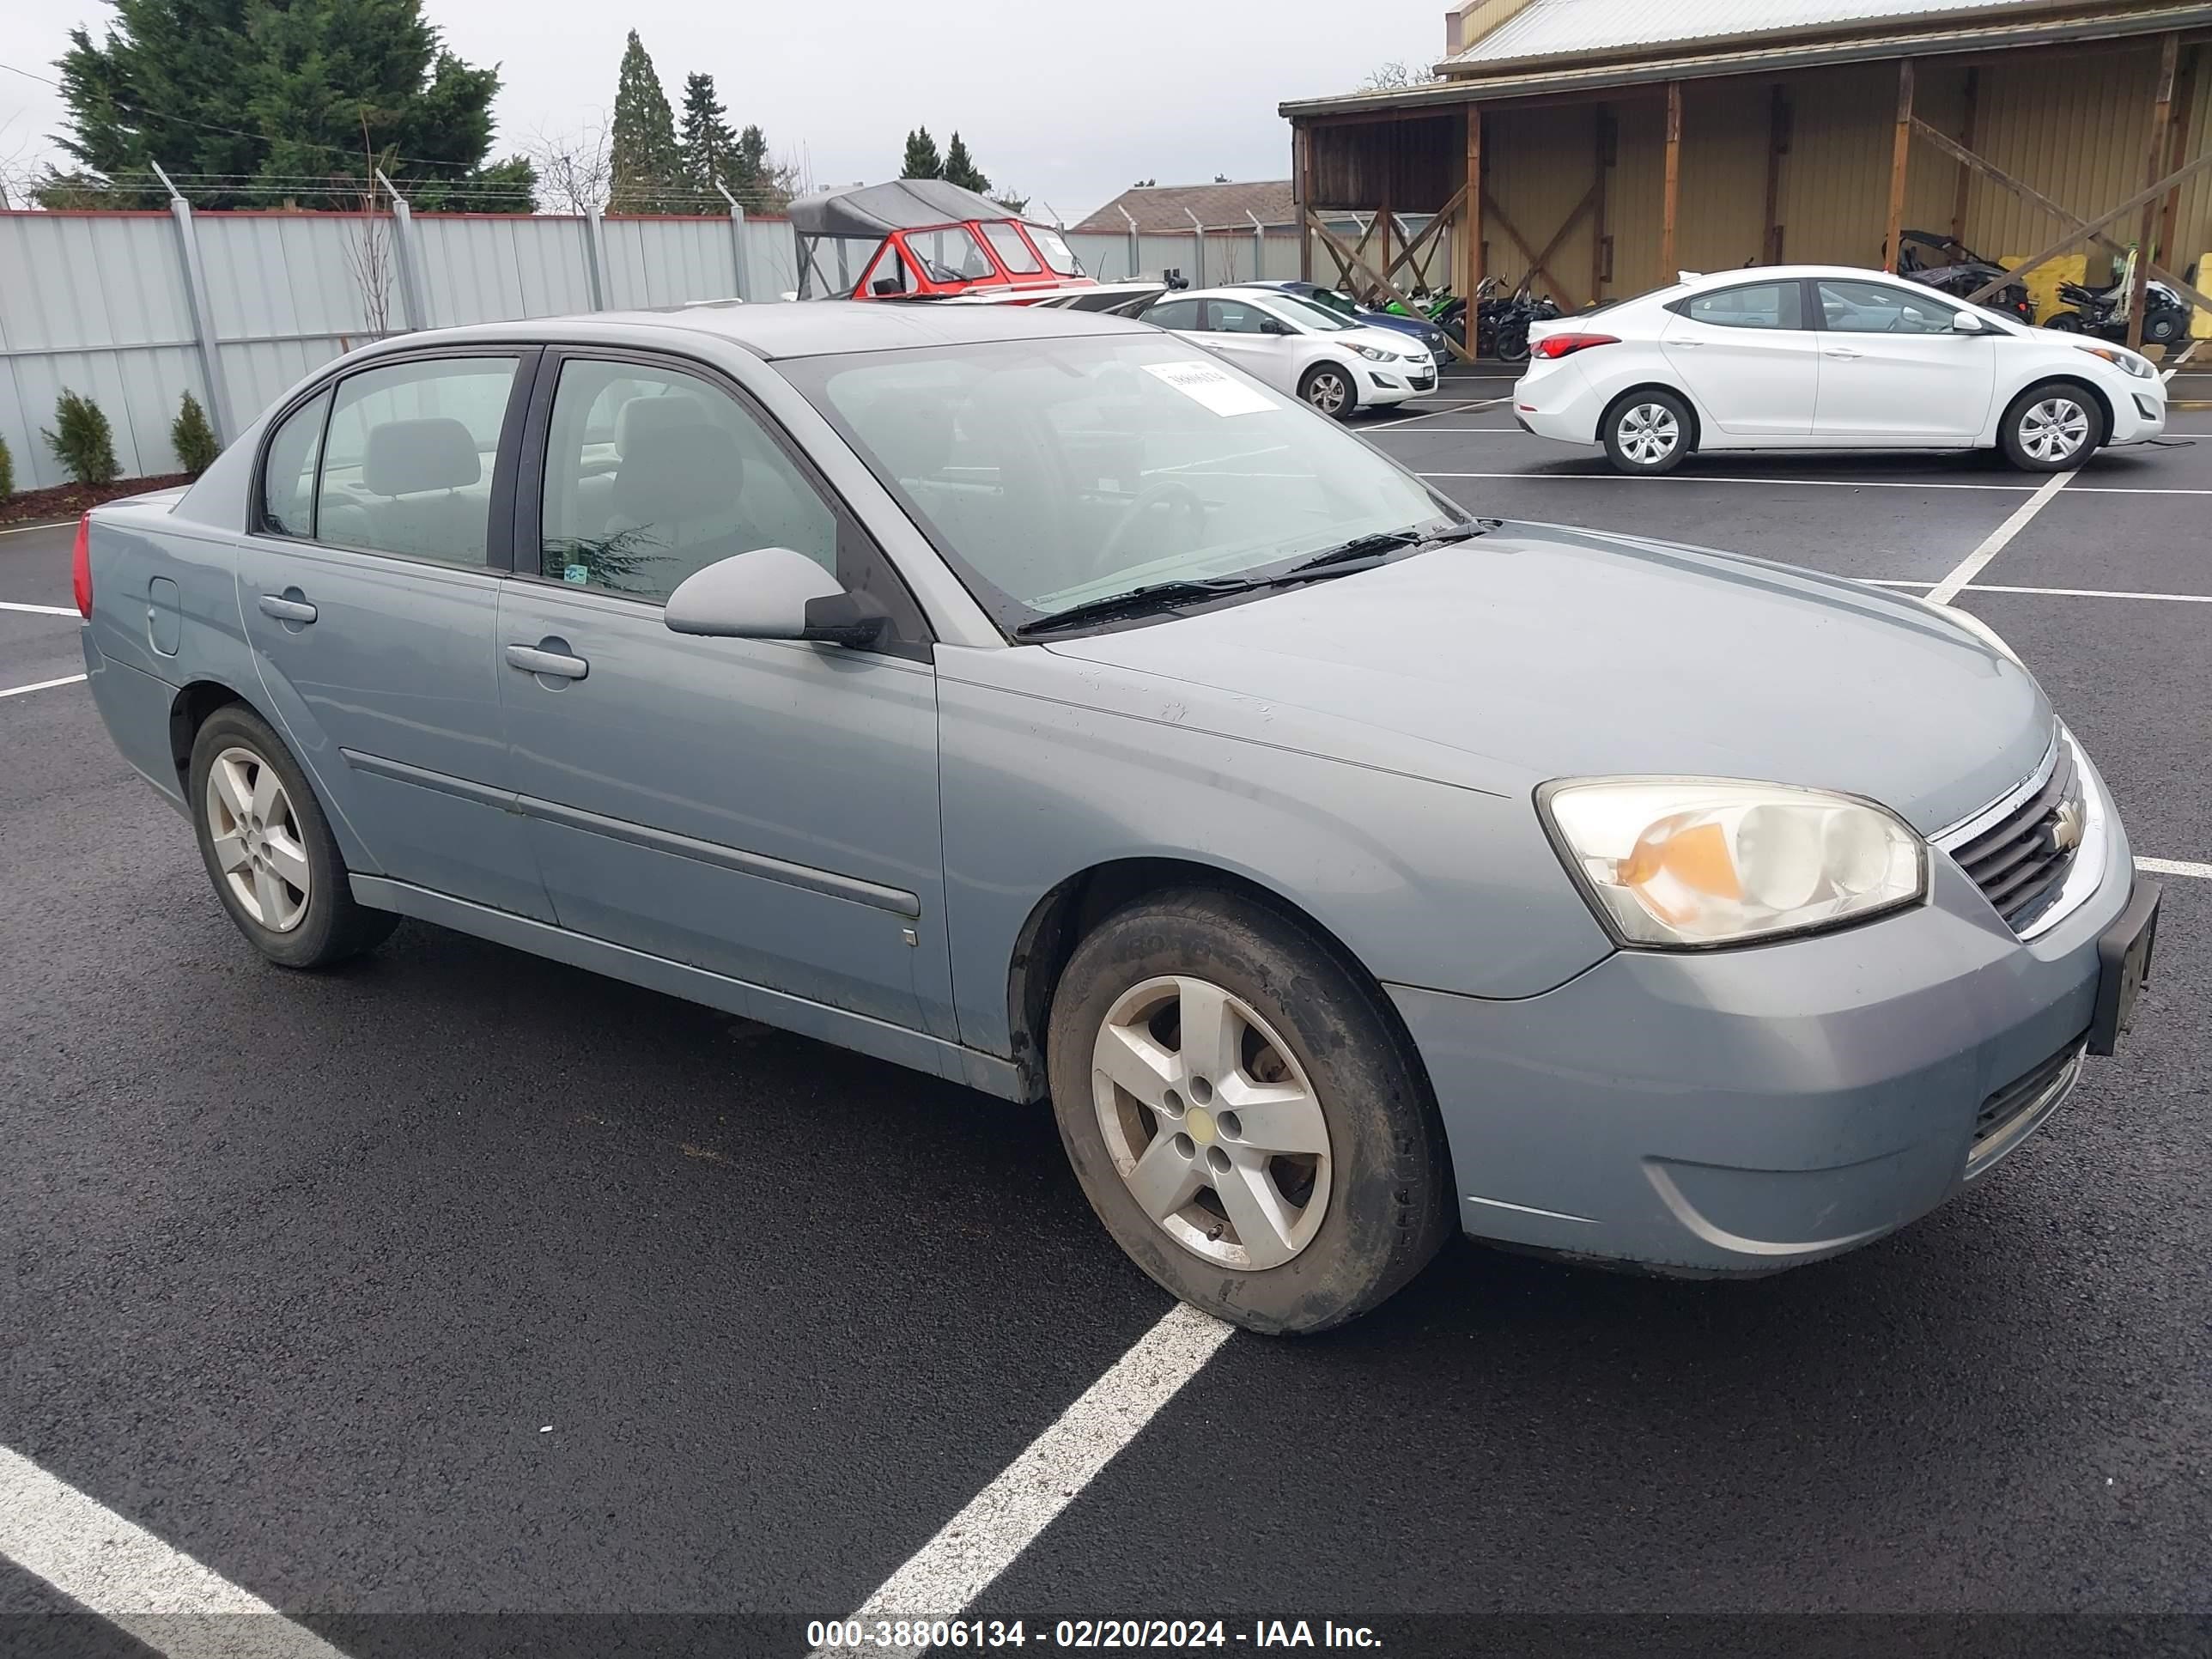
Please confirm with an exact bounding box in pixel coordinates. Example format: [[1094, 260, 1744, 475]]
[[1810, 277, 1996, 441], [1657, 279, 1819, 436], [237, 348, 553, 919]]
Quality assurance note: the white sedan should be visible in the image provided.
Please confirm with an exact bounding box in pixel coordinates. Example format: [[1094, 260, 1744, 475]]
[[1137, 286, 1437, 418], [1516, 264, 2167, 474]]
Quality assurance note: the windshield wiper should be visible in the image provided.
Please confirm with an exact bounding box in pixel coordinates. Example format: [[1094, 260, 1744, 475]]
[[1281, 520, 1494, 578], [1014, 577, 1262, 638]]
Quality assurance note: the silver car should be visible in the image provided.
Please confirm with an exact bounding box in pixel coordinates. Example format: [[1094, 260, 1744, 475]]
[[76, 303, 2159, 1334]]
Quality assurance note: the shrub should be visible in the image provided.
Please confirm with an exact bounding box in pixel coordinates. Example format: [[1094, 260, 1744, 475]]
[[45, 390, 118, 486], [0, 435, 13, 501], [172, 390, 220, 475]]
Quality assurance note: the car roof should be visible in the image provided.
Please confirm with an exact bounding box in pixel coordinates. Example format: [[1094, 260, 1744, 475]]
[[1678, 264, 1925, 288], [358, 300, 1152, 362]]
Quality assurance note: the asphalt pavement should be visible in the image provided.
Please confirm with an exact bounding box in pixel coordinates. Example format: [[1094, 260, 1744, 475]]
[[3, 390, 2209, 1657]]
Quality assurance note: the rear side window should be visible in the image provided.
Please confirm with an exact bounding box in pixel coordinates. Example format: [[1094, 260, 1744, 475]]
[[1141, 298, 1200, 331], [1676, 282, 1804, 330], [260, 392, 329, 538], [315, 356, 520, 566]]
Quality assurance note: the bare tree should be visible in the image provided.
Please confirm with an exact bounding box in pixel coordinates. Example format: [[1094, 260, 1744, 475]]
[[342, 116, 396, 337], [1364, 60, 1438, 90], [526, 117, 615, 216]]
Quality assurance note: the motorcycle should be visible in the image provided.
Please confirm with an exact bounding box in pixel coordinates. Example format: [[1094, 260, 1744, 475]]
[[1895, 229, 2036, 323], [1490, 274, 1563, 363], [2045, 270, 2192, 347]]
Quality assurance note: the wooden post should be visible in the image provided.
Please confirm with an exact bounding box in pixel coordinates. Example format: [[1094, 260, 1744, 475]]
[[1462, 105, 1484, 303], [2129, 33, 2181, 350], [2157, 47, 2198, 285], [1884, 59, 1915, 272], [1376, 194, 1391, 305], [1294, 125, 1314, 282], [1592, 104, 1610, 297], [1950, 68, 1979, 246], [1660, 82, 1681, 280], [1761, 85, 1787, 264]]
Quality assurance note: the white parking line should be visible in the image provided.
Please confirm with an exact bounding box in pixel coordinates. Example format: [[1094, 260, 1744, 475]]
[[2138, 857, 2212, 880], [1414, 469, 2042, 490], [0, 520, 75, 538], [0, 1446, 353, 1659], [0, 673, 88, 700], [810, 1304, 1232, 1659], [1863, 579, 2212, 604], [1365, 398, 1509, 432], [1926, 471, 2075, 604], [0, 600, 80, 617]]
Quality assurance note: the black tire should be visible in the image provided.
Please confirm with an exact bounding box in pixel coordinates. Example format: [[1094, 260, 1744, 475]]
[[1601, 388, 1695, 475], [2044, 312, 2085, 332], [1046, 888, 1455, 1335], [1495, 325, 1530, 364], [187, 704, 398, 969], [2142, 309, 2184, 346], [1297, 362, 1358, 421], [1996, 380, 2105, 473]]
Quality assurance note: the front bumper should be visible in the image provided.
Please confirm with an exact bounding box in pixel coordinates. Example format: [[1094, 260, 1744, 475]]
[[1357, 360, 1428, 405], [2104, 381, 2167, 445], [1389, 758, 2138, 1276]]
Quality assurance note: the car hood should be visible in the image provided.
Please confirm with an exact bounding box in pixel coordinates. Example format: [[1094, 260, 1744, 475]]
[[1043, 521, 2053, 835]]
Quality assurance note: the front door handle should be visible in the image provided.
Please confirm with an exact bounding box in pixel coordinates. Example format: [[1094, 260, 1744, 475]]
[[258, 593, 318, 623], [1824, 347, 1864, 360], [506, 642, 589, 682]]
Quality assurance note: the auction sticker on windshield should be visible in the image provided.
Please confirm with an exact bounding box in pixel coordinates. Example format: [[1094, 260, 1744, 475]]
[[1144, 360, 1275, 416]]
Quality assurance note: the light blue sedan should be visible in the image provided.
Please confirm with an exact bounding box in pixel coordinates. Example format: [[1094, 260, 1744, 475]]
[[75, 303, 2159, 1333]]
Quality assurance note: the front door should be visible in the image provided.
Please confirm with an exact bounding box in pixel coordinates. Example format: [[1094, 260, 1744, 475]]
[[1191, 295, 1301, 396], [496, 351, 950, 1035], [1658, 279, 1820, 436], [1811, 277, 1996, 441], [237, 349, 553, 920]]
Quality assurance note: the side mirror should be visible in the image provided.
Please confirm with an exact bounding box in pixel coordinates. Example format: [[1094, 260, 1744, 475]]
[[665, 546, 889, 648], [1951, 312, 1989, 333], [1259, 318, 1291, 336]]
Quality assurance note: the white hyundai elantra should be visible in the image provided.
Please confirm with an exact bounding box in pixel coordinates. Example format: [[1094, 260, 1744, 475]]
[[1515, 264, 2167, 474], [1138, 286, 1437, 418]]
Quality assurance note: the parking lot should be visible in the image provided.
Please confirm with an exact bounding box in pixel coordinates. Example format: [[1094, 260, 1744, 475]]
[[3, 373, 2209, 1655]]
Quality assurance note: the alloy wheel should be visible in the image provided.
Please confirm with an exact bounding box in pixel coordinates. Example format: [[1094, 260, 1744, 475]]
[[1618, 403, 1680, 465], [2020, 398, 2089, 464], [1305, 370, 1349, 416], [1091, 975, 1333, 1271], [204, 745, 311, 933]]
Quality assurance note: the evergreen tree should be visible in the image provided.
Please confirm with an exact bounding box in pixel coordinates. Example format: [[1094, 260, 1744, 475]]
[[46, 0, 534, 212], [941, 131, 988, 196], [609, 31, 684, 213], [678, 72, 738, 210], [900, 127, 942, 180]]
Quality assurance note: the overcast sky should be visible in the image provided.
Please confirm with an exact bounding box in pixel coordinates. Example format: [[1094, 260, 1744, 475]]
[[1, 0, 1438, 219]]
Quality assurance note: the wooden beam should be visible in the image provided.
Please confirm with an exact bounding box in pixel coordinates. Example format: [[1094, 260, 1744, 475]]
[[2157, 47, 2199, 284], [1762, 85, 1787, 265], [1294, 126, 1314, 282], [1382, 184, 1464, 288], [2130, 33, 2181, 350], [1592, 104, 1610, 298], [1950, 67, 1979, 246], [1376, 194, 1392, 307], [1462, 106, 1483, 305], [1961, 143, 2212, 304], [1660, 81, 1682, 279], [1310, 212, 1474, 362], [1480, 185, 1599, 309], [1884, 59, 1915, 272]]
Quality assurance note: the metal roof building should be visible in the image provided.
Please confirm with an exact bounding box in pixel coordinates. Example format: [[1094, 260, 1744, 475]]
[[1279, 0, 2211, 356]]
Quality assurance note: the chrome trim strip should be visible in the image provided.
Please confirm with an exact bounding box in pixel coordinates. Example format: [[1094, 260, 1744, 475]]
[[341, 748, 514, 811], [1463, 1194, 1597, 1225], [516, 793, 922, 918], [1965, 1047, 2084, 1177], [1931, 733, 2058, 848], [1930, 726, 2108, 940]]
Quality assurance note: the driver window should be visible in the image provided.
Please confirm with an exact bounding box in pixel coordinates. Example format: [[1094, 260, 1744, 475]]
[[1202, 299, 1276, 335], [1818, 278, 1958, 335], [538, 360, 838, 602]]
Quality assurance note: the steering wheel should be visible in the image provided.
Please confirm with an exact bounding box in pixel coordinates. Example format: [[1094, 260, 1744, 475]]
[[1095, 481, 1209, 575]]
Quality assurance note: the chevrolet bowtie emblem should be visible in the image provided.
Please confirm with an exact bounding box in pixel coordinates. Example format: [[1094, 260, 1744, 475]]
[[2051, 798, 2086, 853]]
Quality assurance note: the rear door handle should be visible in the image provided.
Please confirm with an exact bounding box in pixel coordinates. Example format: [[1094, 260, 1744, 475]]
[[1671, 337, 1705, 348], [506, 642, 589, 681], [258, 593, 318, 623]]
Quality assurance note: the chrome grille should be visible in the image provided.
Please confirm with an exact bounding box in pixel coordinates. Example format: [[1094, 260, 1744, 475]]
[[1944, 742, 2084, 932]]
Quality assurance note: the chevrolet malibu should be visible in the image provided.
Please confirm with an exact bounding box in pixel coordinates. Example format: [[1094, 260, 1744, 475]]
[[76, 303, 2159, 1334]]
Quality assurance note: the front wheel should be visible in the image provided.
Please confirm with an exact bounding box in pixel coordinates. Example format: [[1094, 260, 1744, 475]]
[[188, 704, 398, 968], [1602, 389, 1693, 475], [1495, 325, 1530, 364], [1298, 362, 1357, 421], [2142, 309, 2185, 345], [1998, 381, 2104, 471], [2043, 312, 2086, 332], [1046, 890, 1455, 1334]]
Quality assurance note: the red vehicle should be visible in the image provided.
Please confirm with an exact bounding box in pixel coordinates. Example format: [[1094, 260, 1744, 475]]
[[788, 179, 1094, 301]]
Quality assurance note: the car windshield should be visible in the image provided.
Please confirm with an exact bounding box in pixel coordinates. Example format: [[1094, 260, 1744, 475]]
[[1024, 223, 1086, 276], [982, 222, 1042, 274], [1270, 295, 1353, 331], [783, 332, 1460, 632]]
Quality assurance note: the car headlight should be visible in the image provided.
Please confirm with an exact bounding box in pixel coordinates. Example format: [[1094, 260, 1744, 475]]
[[1355, 344, 1400, 362], [2075, 343, 2154, 380], [1540, 779, 1926, 948]]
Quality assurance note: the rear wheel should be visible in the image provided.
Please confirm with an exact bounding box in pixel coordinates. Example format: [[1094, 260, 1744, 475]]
[[2142, 309, 2185, 346], [1298, 362, 1356, 421], [2043, 312, 2086, 333], [1495, 325, 1531, 363], [1601, 390, 1693, 475], [1998, 381, 2103, 471], [188, 705, 398, 969], [1046, 889, 1455, 1334]]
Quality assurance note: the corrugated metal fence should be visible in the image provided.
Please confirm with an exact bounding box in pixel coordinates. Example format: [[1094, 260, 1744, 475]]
[[0, 207, 1433, 491]]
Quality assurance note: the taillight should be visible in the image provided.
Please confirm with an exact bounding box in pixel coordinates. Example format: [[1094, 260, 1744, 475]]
[[1531, 332, 1620, 360], [71, 514, 93, 618]]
